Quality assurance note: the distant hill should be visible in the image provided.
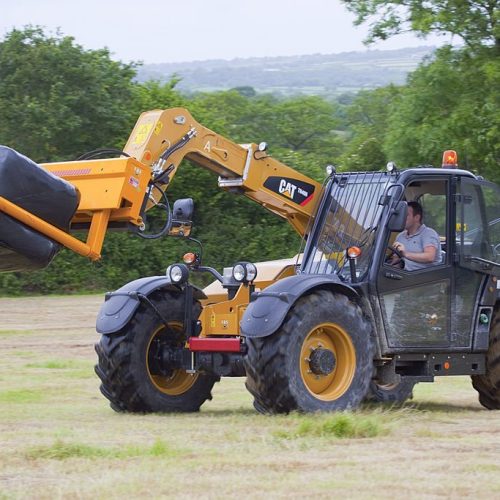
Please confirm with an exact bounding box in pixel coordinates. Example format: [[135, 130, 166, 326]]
[[136, 46, 435, 97]]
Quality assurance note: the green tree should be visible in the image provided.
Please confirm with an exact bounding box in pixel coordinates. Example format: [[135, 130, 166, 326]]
[[0, 27, 137, 162], [0, 27, 190, 294], [271, 96, 337, 150], [131, 78, 185, 116], [338, 2, 499, 180], [341, 1, 500, 51], [384, 47, 500, 182], [339, 85, 400, 171]]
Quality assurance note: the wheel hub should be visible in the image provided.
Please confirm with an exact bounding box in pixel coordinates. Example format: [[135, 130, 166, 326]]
[[309, 348, 336, 376], [146, 323, 199, 396], [299, 323, 356, 401]]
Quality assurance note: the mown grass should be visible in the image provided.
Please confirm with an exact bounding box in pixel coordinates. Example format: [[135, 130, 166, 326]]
[[26, 359, 89, 370], [25, 438, 179, 460], [1, 295, 500, 499], [0, 329, 32, 336], [0, 388, 45, 404], [275, 411, 391, 439], [23, 359, 96, 379]]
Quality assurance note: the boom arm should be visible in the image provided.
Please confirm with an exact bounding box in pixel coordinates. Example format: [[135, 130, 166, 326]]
[[0, 108, 322, 262], [124, 108, 322, 236]]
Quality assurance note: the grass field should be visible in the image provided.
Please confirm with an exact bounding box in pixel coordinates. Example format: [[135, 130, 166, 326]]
[[1, 295, 499, 499]]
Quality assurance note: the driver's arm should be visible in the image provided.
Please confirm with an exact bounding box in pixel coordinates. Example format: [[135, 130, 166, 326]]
[[393, 227, 440, 265], [398, 244, 437, 264]]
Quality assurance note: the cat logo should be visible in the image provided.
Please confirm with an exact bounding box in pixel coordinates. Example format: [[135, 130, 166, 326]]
[[263, 176, 315, 206], [278, 179, 298, 199]]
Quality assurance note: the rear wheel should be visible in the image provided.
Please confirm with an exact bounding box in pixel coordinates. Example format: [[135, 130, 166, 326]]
[[366, 379, 416, 403], [471, 303, 500, 409], [245, 290, 373, 413], [95, 291, 218, 413]]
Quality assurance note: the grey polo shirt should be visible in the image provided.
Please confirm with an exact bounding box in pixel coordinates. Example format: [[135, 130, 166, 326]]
[[395, 224, 441, 271]]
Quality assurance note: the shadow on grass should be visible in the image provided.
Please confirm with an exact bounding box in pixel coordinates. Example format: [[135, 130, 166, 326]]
[[361, 400, 483, 414], [167, 402, 484, 418], [403, 400, 484, 413], [198, 408, 258, 417]]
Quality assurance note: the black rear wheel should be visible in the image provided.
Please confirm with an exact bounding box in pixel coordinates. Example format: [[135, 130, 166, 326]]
[[95, 291, 218, 413], [244, 290, 373, 413], [471, 303, 500, 410], [366, 379, 416, 403]]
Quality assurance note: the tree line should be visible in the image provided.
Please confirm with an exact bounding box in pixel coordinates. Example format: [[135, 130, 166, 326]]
[[0, 10, 498, 294]]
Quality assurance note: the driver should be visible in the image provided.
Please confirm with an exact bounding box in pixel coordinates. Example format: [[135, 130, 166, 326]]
[[392, 201, 441, 271]]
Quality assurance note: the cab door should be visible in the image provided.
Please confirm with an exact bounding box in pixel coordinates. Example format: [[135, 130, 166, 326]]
[[376, 176, 452, 350]]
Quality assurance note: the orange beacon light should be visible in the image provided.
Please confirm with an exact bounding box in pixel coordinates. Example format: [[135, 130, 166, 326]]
[[442, 150, 458, 168]]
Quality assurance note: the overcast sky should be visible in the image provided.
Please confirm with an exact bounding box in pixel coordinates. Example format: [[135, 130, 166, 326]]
[[1, 0, 448, 64]]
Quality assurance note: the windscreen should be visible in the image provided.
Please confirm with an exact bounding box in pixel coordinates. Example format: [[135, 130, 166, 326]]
[[301, 172, 390, 281]]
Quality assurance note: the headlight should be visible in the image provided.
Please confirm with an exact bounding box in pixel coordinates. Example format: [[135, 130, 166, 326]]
[[232, 263, 246, 282], [245, 262, 257, 282], [232, 261, 258, 283], [167, 263, 189, 284]]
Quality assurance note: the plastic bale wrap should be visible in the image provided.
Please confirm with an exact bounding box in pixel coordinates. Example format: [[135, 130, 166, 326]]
[[0, 146, 79, 272]]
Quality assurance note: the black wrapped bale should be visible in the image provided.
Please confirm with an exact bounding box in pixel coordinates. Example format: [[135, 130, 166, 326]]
[[0, 146, 79, 272]]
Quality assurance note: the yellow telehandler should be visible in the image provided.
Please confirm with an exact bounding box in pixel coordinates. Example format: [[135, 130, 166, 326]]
[[0, 108, 499, 413]]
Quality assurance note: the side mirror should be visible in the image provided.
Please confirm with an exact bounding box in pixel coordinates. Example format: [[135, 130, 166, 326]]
[[168, 198, 194, 237], [387, 201, 407, 232]]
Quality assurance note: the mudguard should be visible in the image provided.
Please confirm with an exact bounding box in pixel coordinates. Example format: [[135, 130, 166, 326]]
[[241, 274, 357, 338], [96, 276, 207, 335]]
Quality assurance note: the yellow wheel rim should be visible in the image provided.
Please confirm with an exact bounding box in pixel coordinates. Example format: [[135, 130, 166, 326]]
[[299, 322, 356, 401], [146, 322, 198, 396]]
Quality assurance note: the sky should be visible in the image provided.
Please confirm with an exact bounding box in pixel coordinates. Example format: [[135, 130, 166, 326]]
[[1, 0, 449, 64]]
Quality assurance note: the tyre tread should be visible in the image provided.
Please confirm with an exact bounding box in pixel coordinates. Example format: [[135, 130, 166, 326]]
[[472, 302, 500, 410], [95, 291, 217, 413], [245, 290, 373, 413]]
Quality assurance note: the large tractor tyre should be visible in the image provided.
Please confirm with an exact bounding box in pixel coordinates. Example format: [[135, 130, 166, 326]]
[[471, 303, 500, 410], [366, 379, 416, 404], [244, 290, 374, 414], [95, 291, 219, 413]]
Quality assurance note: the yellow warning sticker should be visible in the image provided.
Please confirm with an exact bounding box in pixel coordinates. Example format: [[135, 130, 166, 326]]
[[132, 123, 154, 146], [154, 121, 163, 135]]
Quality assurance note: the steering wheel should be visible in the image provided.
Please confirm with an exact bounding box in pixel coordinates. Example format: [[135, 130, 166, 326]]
[[386, 244, 405, 268], [387, 244, 403, 260]]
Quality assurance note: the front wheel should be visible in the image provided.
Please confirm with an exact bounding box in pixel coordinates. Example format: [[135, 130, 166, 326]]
[[244, 290, 373, 413], [95, 291, 219, 413], [471, 303, 500, 410]]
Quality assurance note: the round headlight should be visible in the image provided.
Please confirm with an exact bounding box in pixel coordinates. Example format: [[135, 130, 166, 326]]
[[386, 161, 396, 173], [232, 261, 257, 283], [168, 263, 189, 284], [245, 263, 257, 282], [232, 263, 246, 282]]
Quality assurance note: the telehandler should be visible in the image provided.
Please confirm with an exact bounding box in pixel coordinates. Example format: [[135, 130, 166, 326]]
[[0, 108, 499, 413]]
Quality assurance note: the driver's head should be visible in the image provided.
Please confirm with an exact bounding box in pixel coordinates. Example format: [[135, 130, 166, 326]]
[[406, 201, 423, 231]]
